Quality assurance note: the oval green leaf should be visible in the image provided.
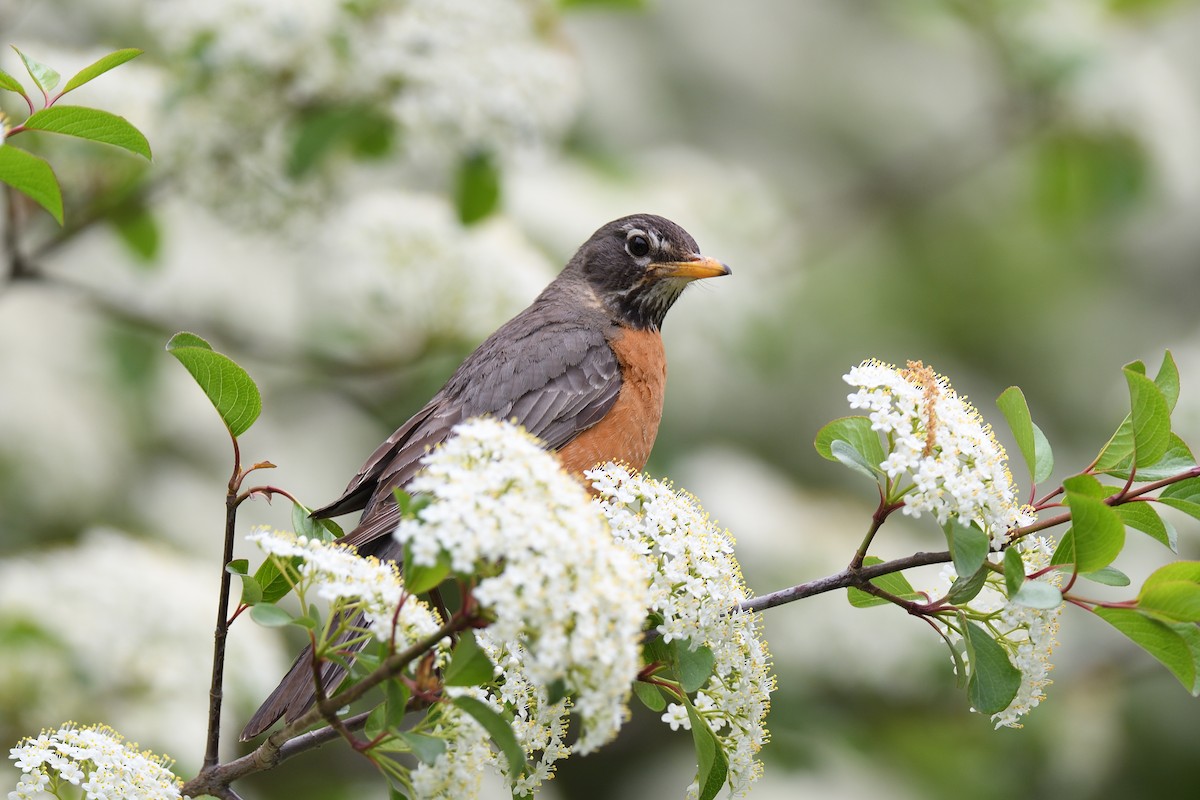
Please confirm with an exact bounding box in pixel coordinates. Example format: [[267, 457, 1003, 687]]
[[963, 621, 1021, 715], [1010, 580, 1063, 610], [1003, 547, 1025, 598], [60, 48, 143, 95], [1094, 606, 1196, 693], [249, 602, 294, 628], [685, 698, 729, 800], [13, 47, 59, 94], [815, 416, 885, 480], [0, 145, 63, 224], [847, 555, 921, 608], [947, 520, 989, 579], [451, 695, 526, 778], [444, 631, 496, 687], [997, 386, 1037, 482], [1123, 366, 1170, 467], [0, 68, 26, 96], [1063, 477, 1125, 572], [672, 640, 715, 694], [165, 331, 262, 438], [24, 106, 151, 159]]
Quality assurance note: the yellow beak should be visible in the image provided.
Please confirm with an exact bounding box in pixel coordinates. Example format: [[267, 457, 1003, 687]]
[[654, 255, 732, 281]]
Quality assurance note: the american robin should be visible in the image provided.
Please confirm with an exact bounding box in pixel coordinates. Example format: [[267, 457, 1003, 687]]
[[241, 213, 730, 739]]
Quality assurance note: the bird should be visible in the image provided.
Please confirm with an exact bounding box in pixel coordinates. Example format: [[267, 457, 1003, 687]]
[[241, 213, 730, 740]]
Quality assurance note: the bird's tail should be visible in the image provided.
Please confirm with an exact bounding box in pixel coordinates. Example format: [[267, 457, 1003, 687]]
[[239, 618, 354, 741]]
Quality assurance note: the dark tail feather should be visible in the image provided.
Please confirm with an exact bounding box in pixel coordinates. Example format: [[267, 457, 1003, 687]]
[[242, 514, 404, 741], [240, 641, 348, 740]]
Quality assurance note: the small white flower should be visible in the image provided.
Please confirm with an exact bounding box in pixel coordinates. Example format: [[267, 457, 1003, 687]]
[[844, 359, 1035, 547], [393, 418, 651, 780], [7, 723, 184, 800], [589, 464, 774, 799], [922, 535, 1063, 728], [661, 703, 691, 732], [247, 527, 443, 649]]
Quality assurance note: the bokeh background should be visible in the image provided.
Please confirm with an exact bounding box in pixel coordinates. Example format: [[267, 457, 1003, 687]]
[[3, 0, 1200, 797]]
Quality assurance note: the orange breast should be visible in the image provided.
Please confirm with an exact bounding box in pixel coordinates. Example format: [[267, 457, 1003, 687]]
[[557, 327, 666, 476]]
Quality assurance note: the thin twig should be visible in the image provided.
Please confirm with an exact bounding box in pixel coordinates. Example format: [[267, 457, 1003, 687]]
[[202, 435, 246, 769]]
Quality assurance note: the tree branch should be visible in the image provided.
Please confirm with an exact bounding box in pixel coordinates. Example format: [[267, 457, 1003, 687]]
[[181, 615, 468, 799], [738, 550, 951, 614]]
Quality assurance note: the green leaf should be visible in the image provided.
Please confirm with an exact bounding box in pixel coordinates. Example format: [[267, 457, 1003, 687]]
[[60, 48, 143, 95], [1095, 417, 1134, 473], [226, 559, 249, 575], [254, 556, 301, 604], [847, 556, 922, 608], [1094, 607, 1197, 693], [1003, 548, 1025, 598], [814, 416, 886, 480], [402, 543, 452, 595], [0, 145, 63, 224], [111, 206, 160, 263], [249, 603, 293, 627], [545, 677, 569, 705], [1010, 581, 1063, 610], [165, 331, 262, 438], [1154, 350, 1180, 413], [1161, 477, 1200, 505], [997, 386, 1038, 482], [13, 47, 59, 94], [1138, 562, 1200, 622], [444, 630, 496, 687], [684, 699, 729, 800], [383, 679, 411, 730], [287, 105, 395, 178], [1143, 561, 1200, 586], [1081, 566, 1131, 587], [947, 520, 990, 579], [633, 680, 667, 712], [1138, 582, 1200, 623], [1117, 502, 1177, 551], [1108, 434, 1197, 481], [672, 640, 715, 694], [0, 68, 26, 96], [455, 151, 501, 225], [24, 106, 152, 159], [237, 573, 263, 606], [291, 502, 341, 542], [1061, 476, 1125, 572], [451, 696, 526, 778], [398, 731, 446, 766], [962, 621, 1021, 715], [946, 567, 988, 605], [1029, 422, 1055, 485], [1123, 366, 1171, 467], [1175, 623, 1200, 695]]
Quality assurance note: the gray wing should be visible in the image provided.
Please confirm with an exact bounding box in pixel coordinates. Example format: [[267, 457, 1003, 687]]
[[315, 312, 621, 552]]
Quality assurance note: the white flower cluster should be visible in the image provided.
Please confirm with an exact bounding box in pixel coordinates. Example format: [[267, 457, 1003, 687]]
[[845, 359, 1036, 547], [0, 530, 284, 760], [393, 418, 651, 758], [316, 190, 553, 363], [130, 0, 579, 215], [406, 699, 494, 800], [247, 528, 443, 647], [924, 536, 1064, 728], [587, 464, 774, 799], [416, 650, 573, 798], [8, 723, 184, 800]]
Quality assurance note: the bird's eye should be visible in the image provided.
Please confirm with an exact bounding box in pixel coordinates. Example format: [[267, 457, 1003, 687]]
[[626, 234, 651, 258]]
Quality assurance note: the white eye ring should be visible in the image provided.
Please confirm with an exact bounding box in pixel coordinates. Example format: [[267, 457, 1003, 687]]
[[626, 230, 652, 258]]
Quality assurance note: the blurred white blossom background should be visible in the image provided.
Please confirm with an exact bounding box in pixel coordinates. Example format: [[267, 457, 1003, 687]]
[[2, 0, 1200, 798]]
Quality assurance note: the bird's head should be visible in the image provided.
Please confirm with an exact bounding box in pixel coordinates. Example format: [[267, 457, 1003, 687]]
[[567, 214, 731, 330]]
